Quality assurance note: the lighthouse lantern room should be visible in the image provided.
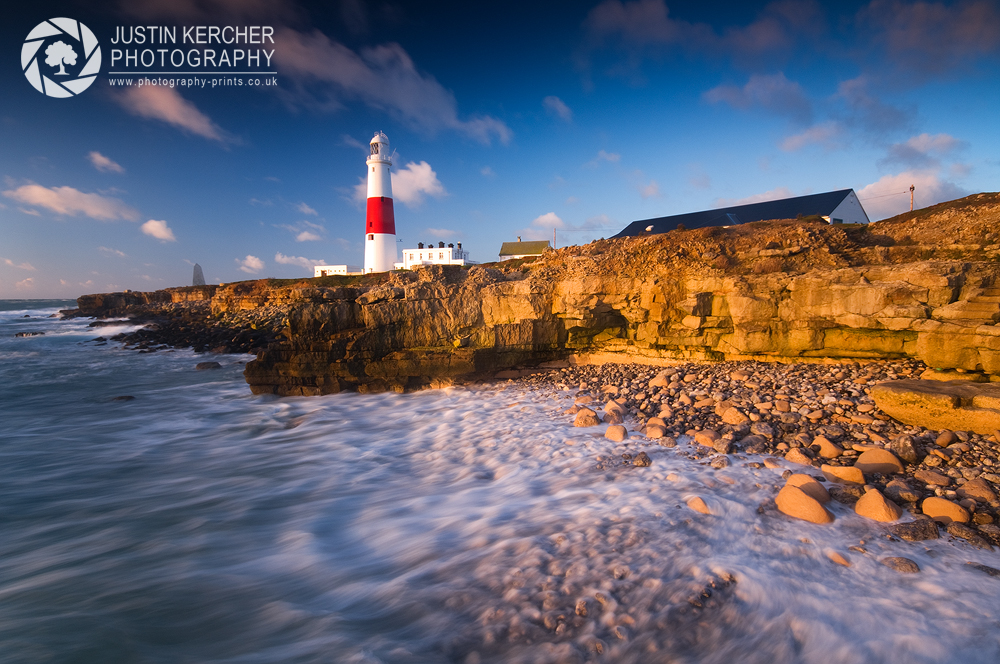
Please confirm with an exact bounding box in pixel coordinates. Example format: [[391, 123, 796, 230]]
[[364, 131, 397, 273]]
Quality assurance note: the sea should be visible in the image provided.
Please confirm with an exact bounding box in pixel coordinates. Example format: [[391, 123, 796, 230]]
[[2, 299, 1000, 664]]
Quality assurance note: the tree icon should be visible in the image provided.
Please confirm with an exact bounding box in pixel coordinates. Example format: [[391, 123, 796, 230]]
[[45, 40, 77, 76]]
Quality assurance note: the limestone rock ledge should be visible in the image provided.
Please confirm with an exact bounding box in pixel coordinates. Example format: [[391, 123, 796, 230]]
[[871, 380, 1000, 435]]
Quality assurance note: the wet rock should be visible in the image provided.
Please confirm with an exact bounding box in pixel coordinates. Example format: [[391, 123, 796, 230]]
[[854, 448, 905, 475], [710, 455, 730, 468], [922, 496, 971, 524], [821, 464, 866, 485], [739, 434, 768, 454], [686, 496, 712, 515], [890, 518, 940, 541], [829, 484, 864, 504], [574, 408, 601, 427], [195, 361, 222, 370], [658, 436, 678, 447], [603, 409, 625, 425], [946, 522, 993, 549], [786, 473, 830, 503], [957, 478, 999, 504], [111, 395, 135, 401], [880, 557, 920, 573], [713, 439, 733, 455], [827, 550, 852, 567], [855, 488, 903, 522], [980, 524, 1000, 545], [14, 331, 45, 337], [967, 562, 1000, 578], [605, 425, 628, 442], [633, 451, 652, 467], [750, 422, 775, 439], [775, 485, 835, 524], [645, 423, 666, 439]]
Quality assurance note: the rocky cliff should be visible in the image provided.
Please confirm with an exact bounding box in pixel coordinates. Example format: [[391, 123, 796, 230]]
[[76, 193, 1000, 396]]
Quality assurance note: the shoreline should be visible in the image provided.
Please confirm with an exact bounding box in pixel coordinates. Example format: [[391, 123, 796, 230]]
[[502, 358, 1000, 552]]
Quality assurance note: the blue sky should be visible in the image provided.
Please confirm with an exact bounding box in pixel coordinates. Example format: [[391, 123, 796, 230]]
[[2, 0, 998, 297]]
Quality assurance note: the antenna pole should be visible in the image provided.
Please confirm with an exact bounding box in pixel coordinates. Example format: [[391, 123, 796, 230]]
[[910, 184, 915, 212], [553, 228, 556, 249]]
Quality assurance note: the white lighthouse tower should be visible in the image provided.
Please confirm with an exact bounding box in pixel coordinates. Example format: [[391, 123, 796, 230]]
[[364, 131, 397, 273]]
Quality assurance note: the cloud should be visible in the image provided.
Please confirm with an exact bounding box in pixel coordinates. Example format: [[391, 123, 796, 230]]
[[18, 208, 41, 216], [425, 228, 458, 238], [277, 220, 325, 242], [565, 196, 579, 205], [98, 246, 127, 258], [296, 202, 318, 215], [859, 169, 968, 220], [582, 0, 824, 71], [836, 76, 914, 137], [88, 151, 125, 173], [715, 186, 796, 207], [237, 255, 265, 274], [3, 258, 36, 270], [585, 150, 621, 168], [480, 166, 495, 177], [296, 231, 321, 242], [858, 0, 1000, 76], [115, 86, 231, 142], [15, 277, 34, 289], [390, 161, 447, 207], [274, 29, 511, 145], [704, 72, 812, 124], [638, 179, 661, 199], [275, 252, 324, 271], [141, 219, 177, 242], [532, 212, 566, 229], [341, 134, 370, 152], [687, 165, 711, 190], [881, 132, 967, 168], [543, 95, 573, 122], [2, 184, 140, 221], [781, 121, 843, 151]]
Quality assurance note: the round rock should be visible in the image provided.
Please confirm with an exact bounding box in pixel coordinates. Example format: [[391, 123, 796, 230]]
[[775, 485, 835, 524], [574, 408, 601, 427], [855, 488, 903, 522], [854, 449, 904, 475], [921, 496, 970, 524], [605, 425, 628, 442], [881, 557, 920, 573]]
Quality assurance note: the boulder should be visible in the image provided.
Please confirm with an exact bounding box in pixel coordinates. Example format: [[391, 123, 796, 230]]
[[750, 422, 775, 438], [721, 407, 750, 426], [946, 522, 993, 549], [574, 408, 601, 427], [605, 425, 628, 442], [814, 436, 844, 459], [854, 449, 905, 475], [694, 430, 721, 448], [646, 416, 666, 428], [890, 435, 923, 464], [855, 488, 903, 522], [786, 474, 830, 503], [890, 518, 940, 541], [633, 451, 652, 467], [821, 464, 866, 485], [957, 478, 998, 503], [603, 409, 624, 425], [885, 478, 922, 503], [196, 361, 222, 370], [574, 394, 594, 405], [775, 485, 835, 524], [871, 380, 1000, 436], [827, 550, 851, 567], [914, 469, 951, 486], [645, 424, 666, 439], [784, 448, 814, 466], [605, 400, 626, 416], [921, 496, 971, 524]]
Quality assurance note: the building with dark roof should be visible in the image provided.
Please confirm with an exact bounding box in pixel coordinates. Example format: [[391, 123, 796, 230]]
[[499, 240, 551, 261], [614, 189, 869, 238]]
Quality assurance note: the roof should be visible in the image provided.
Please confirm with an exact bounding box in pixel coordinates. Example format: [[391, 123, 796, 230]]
[[499, 241, 551, 256], [614, 189, 859, 238]]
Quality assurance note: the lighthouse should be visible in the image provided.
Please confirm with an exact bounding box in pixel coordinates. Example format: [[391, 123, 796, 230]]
[[364, 131, 397, 273]]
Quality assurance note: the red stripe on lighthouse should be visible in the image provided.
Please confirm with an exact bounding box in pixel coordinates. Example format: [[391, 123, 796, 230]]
[[366, 197, 396, 234]]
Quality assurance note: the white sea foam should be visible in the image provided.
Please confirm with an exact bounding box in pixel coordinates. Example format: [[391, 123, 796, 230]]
[[1, 308, 999, 663]]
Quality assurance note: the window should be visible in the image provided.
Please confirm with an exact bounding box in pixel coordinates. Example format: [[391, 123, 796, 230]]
[[409, 253, 414, 260], [368, 234, 374, 240], [439, 252, 444, 260]]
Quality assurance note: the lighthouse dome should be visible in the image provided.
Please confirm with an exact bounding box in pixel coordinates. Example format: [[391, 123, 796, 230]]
[[370, 131, 389, 145]]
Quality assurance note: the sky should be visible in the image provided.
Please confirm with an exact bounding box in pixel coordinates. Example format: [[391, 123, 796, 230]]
[[1, 0, 998, 298]]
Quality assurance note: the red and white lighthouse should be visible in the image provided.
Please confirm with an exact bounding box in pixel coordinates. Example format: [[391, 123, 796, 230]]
[[364, 131, 397, 273]]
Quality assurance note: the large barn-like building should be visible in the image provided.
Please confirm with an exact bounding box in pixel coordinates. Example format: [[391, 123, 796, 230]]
[[614, 189, 869, 238]]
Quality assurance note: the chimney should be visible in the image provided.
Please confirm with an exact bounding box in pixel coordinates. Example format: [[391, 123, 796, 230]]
[[418, 242, 424, 249], [438, 241, 445, 248], [448, 243, 454, 248], [517, 236, 521, 242], [457, 242, 462, 250]]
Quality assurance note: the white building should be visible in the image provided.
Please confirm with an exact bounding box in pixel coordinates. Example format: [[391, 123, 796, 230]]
[[396, 242, 472, 270], [313, 265, 361, 277]]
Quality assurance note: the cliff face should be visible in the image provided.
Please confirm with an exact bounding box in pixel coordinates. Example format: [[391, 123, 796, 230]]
[[238, 258, 1000, 395]]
